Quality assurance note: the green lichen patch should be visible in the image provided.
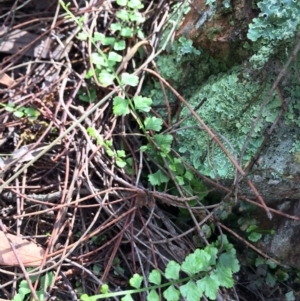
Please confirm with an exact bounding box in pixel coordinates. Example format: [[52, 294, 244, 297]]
[[177, 67, 281, 179], [247, 0, 300, 42]]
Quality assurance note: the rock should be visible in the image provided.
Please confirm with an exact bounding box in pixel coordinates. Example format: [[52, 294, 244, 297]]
[[176, 0, 257, 65], [253, 199, 300, 269], [223, 122, 300, 204]]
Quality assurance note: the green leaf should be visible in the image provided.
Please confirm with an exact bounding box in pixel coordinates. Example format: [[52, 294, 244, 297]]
[[129, 12, 145, 23], [117, 0, 127, 5], [214, 266, 234, 288], [218, 251, 240, 273], [276, 270, 289, 282], [116, 157, 126, 168], [114, 40, 126, 51], [4, 103, 15, 112], [148, 170, 169, 186], [13, 293, 26, 301], [181, 249, 211, 275], [246, 225, 258, 233], [184, 170, 193, 181], [98, 70, 115, 86], [144, 117, 162, 132], [78, 88, 97, 103], [19, 288, 30, 295], [133, 95, 152, 112], [148, 269, 161, 285], [179, 280, 203, 301], [91, 53, 107, 66], [120, 27, 133, 37], [87, 127, 103, 145], [19, 280, 31, 291], [204, 246, 218, 266], [213, 235, 231, 253], [165, 261, 180, 280], [266, 259, 277, 269], [127, 0, 143, 9], [85, 69, 94, 79], [14, 280, 31, 301], [113, 96, 129, 116], [110, 23, 122, 31], [117, 150, 125, 157], [87, 127, 96, 137], [266, 272, 277, 287], [147, 289, 159, 301], [77, 32, 88, 41], [93, 264, 101, 275], [93, 32, 105, 42], [197, 275, 219, 300], [163, 285, 180, 301], [153, 134, 173, 154], [285, 291, 295, 301], [121, 73, 139, 86], [107, 60, 117, 69], [36, 290, 44, 301], [137, 28, 145, 39], [116, 9, 129, 21], [169, 159, 185, 175], [108, 51, 123, 62], [42, 271, 54, 287], [80, 294, 91, 301], [24, 107, 39, 117], [255, 256, 265, 267], [201, 224, 212, 239], [14, 110, 24, 118], [100, 284, 109, 294], [121, 294, 134, 301], [80, 294, 98, 301], [129, 273, 143, 289], [248, 232, 262, 242], [175, 175, 184, 185]]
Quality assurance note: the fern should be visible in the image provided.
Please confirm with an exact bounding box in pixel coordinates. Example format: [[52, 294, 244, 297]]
[[80, 235, 240, 301]]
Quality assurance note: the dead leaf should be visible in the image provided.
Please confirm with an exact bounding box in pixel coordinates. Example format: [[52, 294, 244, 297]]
[[0, 231, 45, 267], [0, 143, 49, 166], [0, 73, 16, 87]]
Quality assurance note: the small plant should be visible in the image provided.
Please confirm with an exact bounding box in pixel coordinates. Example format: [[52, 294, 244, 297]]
[[78, 87, 97, 103], [13, 271, 54, 301], [252, 256, 296, 301], [1, 102, 40, 121], [87, 126, 127, 168], [60, 1, 202, 193], [62, 0, 145, 88], [238, 216, 275, 242], [80, 235, 240, 301], [112, 257, 125, 276]]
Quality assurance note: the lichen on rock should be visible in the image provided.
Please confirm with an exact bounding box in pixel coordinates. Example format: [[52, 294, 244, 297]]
[[147, 0, 300, 192], [177, 67, 281, 179]]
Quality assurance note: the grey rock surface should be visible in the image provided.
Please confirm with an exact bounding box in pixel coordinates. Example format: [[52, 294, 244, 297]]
[[235, 122, 300, 204]]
